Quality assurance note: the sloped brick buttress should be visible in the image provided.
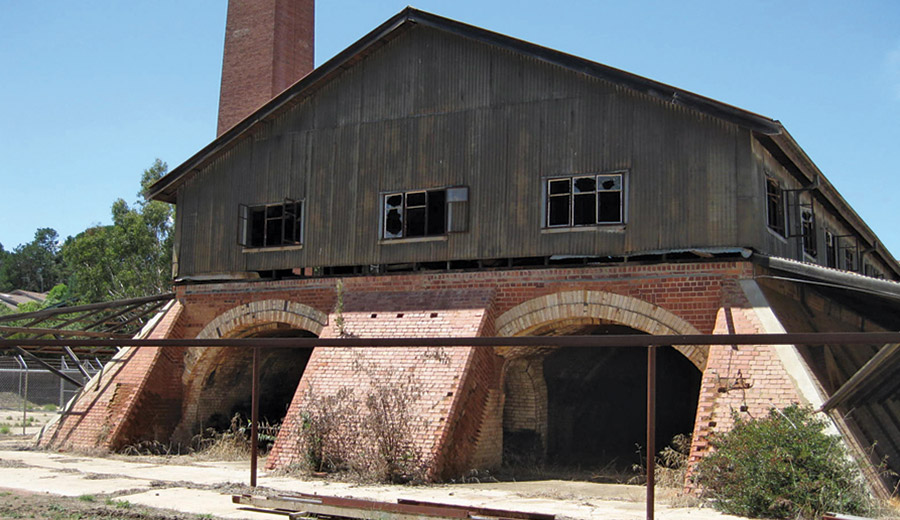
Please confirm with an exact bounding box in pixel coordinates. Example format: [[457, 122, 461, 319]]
[[39, 262, 815, 483]]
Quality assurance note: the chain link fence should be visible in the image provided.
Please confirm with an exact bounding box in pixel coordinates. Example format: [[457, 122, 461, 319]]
[[0, 354, 104, 435]]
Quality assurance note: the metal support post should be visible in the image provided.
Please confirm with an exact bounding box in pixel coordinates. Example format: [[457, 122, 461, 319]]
[[250, 346, 260, 487], [646, 345, 657, 520], [22, 358, 29, 436]]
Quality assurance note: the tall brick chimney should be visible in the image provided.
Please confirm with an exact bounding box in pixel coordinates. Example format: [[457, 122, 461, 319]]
[[217, 0, 315, 136]]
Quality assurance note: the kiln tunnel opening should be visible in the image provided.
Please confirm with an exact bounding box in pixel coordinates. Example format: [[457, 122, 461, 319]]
[[500, 323, 701, 481], [194, 327, 316, 438]]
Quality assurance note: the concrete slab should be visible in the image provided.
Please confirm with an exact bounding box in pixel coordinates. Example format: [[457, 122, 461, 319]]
[[0, 449, 750, 520], [0, 466, 150, 497]]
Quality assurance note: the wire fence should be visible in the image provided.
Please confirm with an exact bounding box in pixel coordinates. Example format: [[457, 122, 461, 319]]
[[0, 355, 104, 434]]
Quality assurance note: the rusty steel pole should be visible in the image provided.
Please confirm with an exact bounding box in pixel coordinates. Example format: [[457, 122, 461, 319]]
[[250, 346, 260, 487], [646, 345, 657, 520]]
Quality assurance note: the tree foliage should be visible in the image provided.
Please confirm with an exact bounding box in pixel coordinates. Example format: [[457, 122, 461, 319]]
[[62, 159, 173, 302], [695, 405, 872, 519], [0, 228, 64, 293], [1, 159, 173, 303]]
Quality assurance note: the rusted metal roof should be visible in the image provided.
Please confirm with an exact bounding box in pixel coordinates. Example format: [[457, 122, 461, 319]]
[[145, 7, 782, 205]]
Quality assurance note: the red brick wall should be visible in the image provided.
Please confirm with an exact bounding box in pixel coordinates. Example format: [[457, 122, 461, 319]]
[[686, 304, 804, 489], [45, 261, 809, 481], [37, 301, 186, 451], [265, 288, 494, 478], [217, 0, 314, 136]]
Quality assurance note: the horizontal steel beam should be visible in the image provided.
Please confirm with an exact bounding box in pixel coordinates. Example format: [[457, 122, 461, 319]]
[[1, 331, 898, 349], [0, 293, 174, 324], [0, 326, 132, 339]]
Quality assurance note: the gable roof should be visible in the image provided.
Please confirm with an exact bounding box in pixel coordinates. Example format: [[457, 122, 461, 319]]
[[144, 7, 899, 276], [0, 289, 46, 311], [146, 7, 781, 204]]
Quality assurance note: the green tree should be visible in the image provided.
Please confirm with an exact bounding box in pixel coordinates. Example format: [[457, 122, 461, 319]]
[[62, 159, 173, 302], [0, 242, 9, 291], [0, 228, 64, 293]]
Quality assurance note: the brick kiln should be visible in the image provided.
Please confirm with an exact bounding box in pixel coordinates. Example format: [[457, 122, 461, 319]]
[[38, 1, 900, 490]]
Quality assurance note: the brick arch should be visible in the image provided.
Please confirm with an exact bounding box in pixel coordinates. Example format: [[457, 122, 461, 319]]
[[183, 300, 327, 383], [173, 300, 326, 442], [495, 290, 707, 370], [196, 300, 327, 340]]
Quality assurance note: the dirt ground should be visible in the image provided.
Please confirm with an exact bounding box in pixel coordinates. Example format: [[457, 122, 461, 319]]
[[0, 488, 218, 520]]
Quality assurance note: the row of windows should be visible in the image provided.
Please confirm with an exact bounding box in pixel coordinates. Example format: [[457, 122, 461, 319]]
[[766, 174, 885, 277], [239, 173, 627, 248]]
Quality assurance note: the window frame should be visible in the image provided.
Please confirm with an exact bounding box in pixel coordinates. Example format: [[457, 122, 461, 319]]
[[542, 171, 626, 229], [824, 229, 838, 268], [238, 198, 304, 250], [381, 187, 460, 241], [765, 174, 787, 238], [800, 206, 817, 258]]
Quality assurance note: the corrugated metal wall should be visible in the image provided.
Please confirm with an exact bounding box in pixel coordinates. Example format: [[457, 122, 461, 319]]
[[175, 25, 754, 276]]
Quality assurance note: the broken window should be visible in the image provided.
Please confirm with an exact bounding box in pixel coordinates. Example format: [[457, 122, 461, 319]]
[[824, 230, 838, 268], [382, 188, 464, 239], [766, 175, 786, 237], [844, 246, 856, 272], [801, 208, 817, 257], [545, 173, 624, 228], [238, 199, 303, 248]]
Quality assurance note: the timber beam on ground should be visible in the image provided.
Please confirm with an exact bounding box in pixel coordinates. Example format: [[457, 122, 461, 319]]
[[232, 493, 555, 520]]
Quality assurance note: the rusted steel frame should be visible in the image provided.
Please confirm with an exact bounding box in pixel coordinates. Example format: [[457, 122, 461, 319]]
[[821, 343, 900, 412], [0, 326, 132, 339], [0, 293, 174, 324], [94, 300, 169, 334], [250, 346, 260, 487], [39, 306, 109, 331], [3, 331, 899, 349], [646, 345, 657, 520], [396, 498, 554, 520], [63, 345, 91, 381], [80, 300, 161, 333], [9, 345, 83, 387]]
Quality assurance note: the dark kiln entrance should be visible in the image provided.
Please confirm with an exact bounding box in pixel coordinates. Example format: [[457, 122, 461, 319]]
[[501, 323, 701, 481], [185, 326, 316, 440]]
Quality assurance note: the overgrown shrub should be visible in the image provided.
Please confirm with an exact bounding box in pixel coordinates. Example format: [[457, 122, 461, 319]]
[[294, 364, 429, 483], [695, 405, 872, 519], [297, 386, 360, 472], [359, 370, 427, 483]]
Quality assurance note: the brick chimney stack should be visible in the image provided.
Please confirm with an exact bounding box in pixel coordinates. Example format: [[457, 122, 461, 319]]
[[217, 0, 315, 136]]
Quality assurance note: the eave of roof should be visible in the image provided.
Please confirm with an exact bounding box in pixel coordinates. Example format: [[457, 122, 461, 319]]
[[145, 7, 782, 203], [755, 130, 900, 277], [755, 254, 900, 301]]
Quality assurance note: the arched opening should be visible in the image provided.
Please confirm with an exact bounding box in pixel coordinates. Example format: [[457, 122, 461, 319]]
[[178, 325, 316, 445], [500, 322, 701, 481]]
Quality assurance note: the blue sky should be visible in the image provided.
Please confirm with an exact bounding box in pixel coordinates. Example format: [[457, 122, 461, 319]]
[[2, 1, 898, 258]]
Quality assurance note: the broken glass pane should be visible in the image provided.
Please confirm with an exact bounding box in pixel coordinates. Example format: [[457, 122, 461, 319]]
[[573, 177, 596, 193], [384, 194, 403, 238], [597, 175, 621, 191]]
